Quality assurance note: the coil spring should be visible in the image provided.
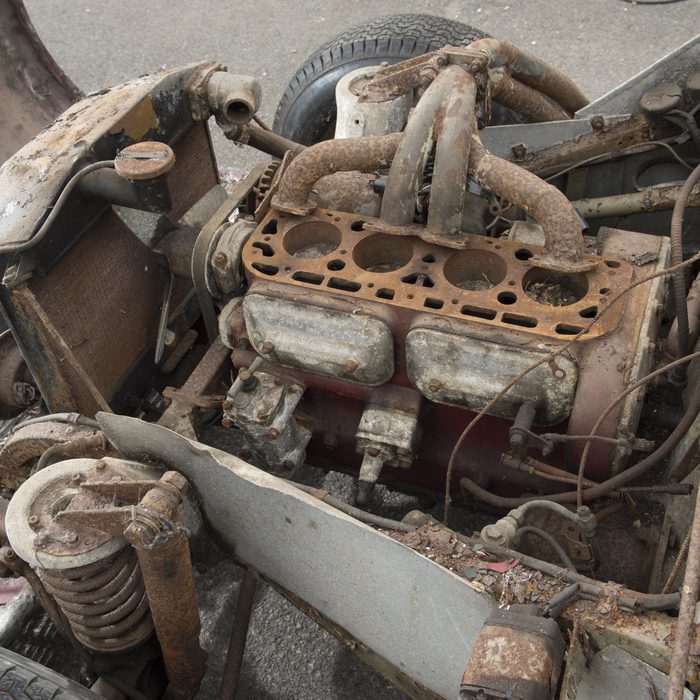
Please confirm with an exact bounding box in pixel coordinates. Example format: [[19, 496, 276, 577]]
[[40, 546, 153, 653]]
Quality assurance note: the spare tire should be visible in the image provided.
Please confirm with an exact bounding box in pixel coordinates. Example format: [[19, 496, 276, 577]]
[[274, 14, 511, 145]]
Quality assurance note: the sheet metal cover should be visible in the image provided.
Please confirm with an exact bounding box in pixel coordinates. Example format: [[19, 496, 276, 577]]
[[243, 292, 394, 385], [406, 327, 577, 424]]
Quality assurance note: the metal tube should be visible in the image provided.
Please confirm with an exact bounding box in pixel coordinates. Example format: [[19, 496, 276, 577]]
[[124, 473, 206, 699], [472, 38, 587, 115], [220, 569, 257, 699], [272, 133, 402, 215], [573, 182, 700, 219], [667, 270, 700, 359], [667, 483, 700, 700], [469, 134, 588, 272], [489, 69, 570, 122], [381, 67, 464, 227], [427, 69, 477, 238], [134, 533, 205, 699]]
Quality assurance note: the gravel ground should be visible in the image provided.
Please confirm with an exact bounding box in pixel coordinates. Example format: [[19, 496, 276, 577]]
[[10, 2, 700, 698]]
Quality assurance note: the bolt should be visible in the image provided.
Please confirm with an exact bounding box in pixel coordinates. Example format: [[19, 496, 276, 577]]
[[267, 427, 280, 440], [71, 473, 83, 483], [4, 549, 15, 560], [213, 251, 228, 268], [435, 55, 448, 67], [482, 524, 506, 546], [28, 515, 39, 526], [261, 341, 275, 354], [66, 533, 79, 544], [221, 417, 233, 428], [511, 143, 527, 160], [343, 359, 358, 374], [428, 379, 442, 392], [282, 460, 295, 471], [590, 115, 605, 131], [223, 398, 233, 410], [95, 461, 107, 471], [554, 369, 566, 379]]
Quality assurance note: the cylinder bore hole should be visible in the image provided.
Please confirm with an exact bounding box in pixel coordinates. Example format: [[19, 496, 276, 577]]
[[353, 234, 413, 272], [443, 250, 507, 291], [283, 222, 342, 259], [497, 291, 517, 305], [523, 268, 588, 306]]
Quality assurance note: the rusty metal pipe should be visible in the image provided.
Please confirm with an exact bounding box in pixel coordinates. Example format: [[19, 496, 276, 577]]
[[471, 38, 587, 115], [667, 270, 700, 359], [272, 133, 402, 215], [124, 473, 206, 700], [667, 482, 700, 700], [381, 66, 468, 227], [220, 568, 257, 699], [489, 69, 570, 123], [427, 69, 477, 238], [469, 134, 588, 271]]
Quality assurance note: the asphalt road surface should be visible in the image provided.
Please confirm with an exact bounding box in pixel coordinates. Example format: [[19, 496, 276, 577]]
[[18, 1, 700, 698]]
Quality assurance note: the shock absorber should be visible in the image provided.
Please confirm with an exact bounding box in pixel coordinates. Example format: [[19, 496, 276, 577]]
[[4, 458, 160, 654]]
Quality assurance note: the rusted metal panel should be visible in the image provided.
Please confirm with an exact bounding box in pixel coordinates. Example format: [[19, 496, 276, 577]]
[[0, 0, 81, 164]]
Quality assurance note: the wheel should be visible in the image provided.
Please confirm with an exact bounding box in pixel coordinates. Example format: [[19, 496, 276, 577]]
[[0, 647, 99, 699], [273, 14, 512, 145]]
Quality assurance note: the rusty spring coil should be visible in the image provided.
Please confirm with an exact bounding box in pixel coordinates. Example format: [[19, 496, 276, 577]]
[[40, 546, 153, 653]]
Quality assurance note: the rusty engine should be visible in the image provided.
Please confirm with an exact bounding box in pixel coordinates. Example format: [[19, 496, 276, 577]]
[[1, 9, 700, 698]]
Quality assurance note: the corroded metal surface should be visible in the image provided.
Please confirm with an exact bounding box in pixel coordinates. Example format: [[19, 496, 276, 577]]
[[243, 208, 631, 341], [272, 134, 402, 215], [489, 69, 570, 123], [469, 136, 592, 272], [0, 0, 81, 163]]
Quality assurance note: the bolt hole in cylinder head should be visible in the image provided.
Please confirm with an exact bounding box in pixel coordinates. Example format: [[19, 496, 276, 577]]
[[4, 458, 164, 654]]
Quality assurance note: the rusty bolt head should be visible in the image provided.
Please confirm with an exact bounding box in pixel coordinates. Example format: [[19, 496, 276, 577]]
[[511, 143, 527, 160], [65, 533, 79, 544], [71, 473, 83, 483], [221, 416, 233, 428], [162, 471, 189, 495], [28, 515, 39, 526], [428, 379, 442, 393], [267, 427, 280, 440], [553, 369, 566, 379], [282, 460, 295, 471], [213, 251, 228, 268], [261, 341, 275, 354], [95, 461, 107, 471], [343, 359, 359, 374], [589, 116, 605, 132], [223, 398, 233, 411]]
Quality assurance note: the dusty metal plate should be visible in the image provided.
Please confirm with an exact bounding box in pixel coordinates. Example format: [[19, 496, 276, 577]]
[[97, 414, 495, 699], [243, 209, 632, 340]]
